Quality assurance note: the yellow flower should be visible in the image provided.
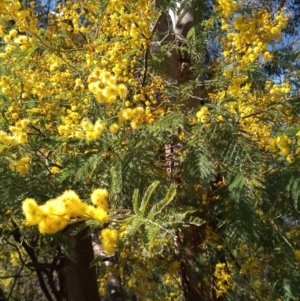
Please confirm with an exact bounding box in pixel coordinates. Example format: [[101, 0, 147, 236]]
[[86, 206, 108, 223], [81, 119, 94, 131], [85, 130, 100, 141], [91, 188, 109, 209], [122, 108, 133, 120], [94, 119, 105, 134], [117, 84, 128, 99], [133, 107, 144, 117], [22, 198, 45, 225], [38, 215, 68, 234], [60, 190, 87, 218], [50, 166, 61, 174], [196, 106, 210, 123], [43, 198, 66, 216], [267, 137, 278, 152], [101, 228, 119, 255], [262, 51, 273, 62], [286, 154, 294, 163], [109, 123, 119, 134], [9, 156, 30, 174], [131, 120, 141, 129], [294, 250, 300, 261], [119, 225, 128, 238]]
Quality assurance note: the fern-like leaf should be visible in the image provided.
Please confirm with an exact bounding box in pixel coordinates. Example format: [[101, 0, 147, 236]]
[[139, 180, 160, 216], [132, 189, 139, 215], [147, 183, 176, 219], [287, 175, 300, 212]]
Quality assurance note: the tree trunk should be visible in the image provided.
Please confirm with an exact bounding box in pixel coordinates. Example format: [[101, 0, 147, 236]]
[[177, 224, 224, 301], [61, 228, 100, 301], [154, 1, 219, 300], [106, 269, 125, 301]]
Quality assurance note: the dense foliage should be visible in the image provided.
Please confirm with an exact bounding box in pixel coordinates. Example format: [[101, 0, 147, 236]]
[[0, 0, 300, 300]]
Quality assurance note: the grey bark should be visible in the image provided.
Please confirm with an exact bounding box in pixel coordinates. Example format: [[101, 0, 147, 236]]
[[154, 1, 215, 300], [153, 0, 202, 109], [106, 270, 125, 301]]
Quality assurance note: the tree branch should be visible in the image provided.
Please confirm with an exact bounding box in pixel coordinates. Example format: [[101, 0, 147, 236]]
[[10, 220, 55, 301]]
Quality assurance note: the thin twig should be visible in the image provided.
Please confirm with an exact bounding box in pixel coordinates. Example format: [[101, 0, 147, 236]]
[[241, 101, 283, 120], [7, 263, 25, 301], [142, 13, 163, 86]]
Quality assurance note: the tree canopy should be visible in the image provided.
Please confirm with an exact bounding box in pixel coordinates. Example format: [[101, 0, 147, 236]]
[[0, 0, 300, 300]]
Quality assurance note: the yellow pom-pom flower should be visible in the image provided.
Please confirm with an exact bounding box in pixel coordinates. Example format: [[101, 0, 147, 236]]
[[38, 215, 68, 234], [196, 106, 211, 124], [60, 190, 87, 218], [86, 206, 108, 223], [22, 198, 45, 226], [101, 228, 119, 255], [109, 123, 119, 134], [91, 188, 109, 209]]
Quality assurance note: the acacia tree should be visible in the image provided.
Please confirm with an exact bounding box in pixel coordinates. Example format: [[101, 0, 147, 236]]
[[0, 0, 300, 300]]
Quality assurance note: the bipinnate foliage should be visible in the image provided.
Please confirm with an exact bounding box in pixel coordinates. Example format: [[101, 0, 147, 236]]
[[0, 0, 300, 300], [124, 181, 204, 255]]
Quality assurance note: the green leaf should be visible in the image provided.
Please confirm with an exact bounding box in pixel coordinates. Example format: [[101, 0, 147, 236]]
[[147, 184, 176, 219], [89, 256, 103, 268], [189, 216, 205, 227], [147, 224, 161, 248], [132, 189, 140, 215], [110, 164, 122, 195], [71, 220, 99, 235], [287, 176, 300, 212], [139, 180, 160, 216], [126, 217, 144, 237], [187, 26, 195, 40], [164, 211, 191, 226]]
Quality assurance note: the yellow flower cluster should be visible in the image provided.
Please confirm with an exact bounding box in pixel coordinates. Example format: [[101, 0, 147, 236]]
[[109, 123, 119, 134], [0, 119, 29, 174], [267, 134, 298, 162], [217, 81, 290, 147], [106, 0, 153, 38], [294, 250, 300, 261], [0, 0, 166, 152], [214, 262, 231, 298], [91, 188, 108, 210], [88, 68, 128, 105], [8, 156, 29, 174], [1, 28, 32, 53], [118, 106, 145, 129], [0, 1, 37, 37], [116, 238, 181, 300], [100, 228, 119, 255], [76, 119, 105, 141], [0, 130, 24, 151], [22, 188, 109, 234], [217, 1, 289, 68], [0, 76, 21, 100], [209, 3, 291, 149], [267, 135, 291, 155], [196, 106, 211, 124], [215, 0, 238, 20]]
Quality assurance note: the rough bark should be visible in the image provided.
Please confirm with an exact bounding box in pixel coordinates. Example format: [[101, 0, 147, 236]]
[[61, 228, 100, 301], [177, 226, 210, 301], [177, 223, 225, 301]]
